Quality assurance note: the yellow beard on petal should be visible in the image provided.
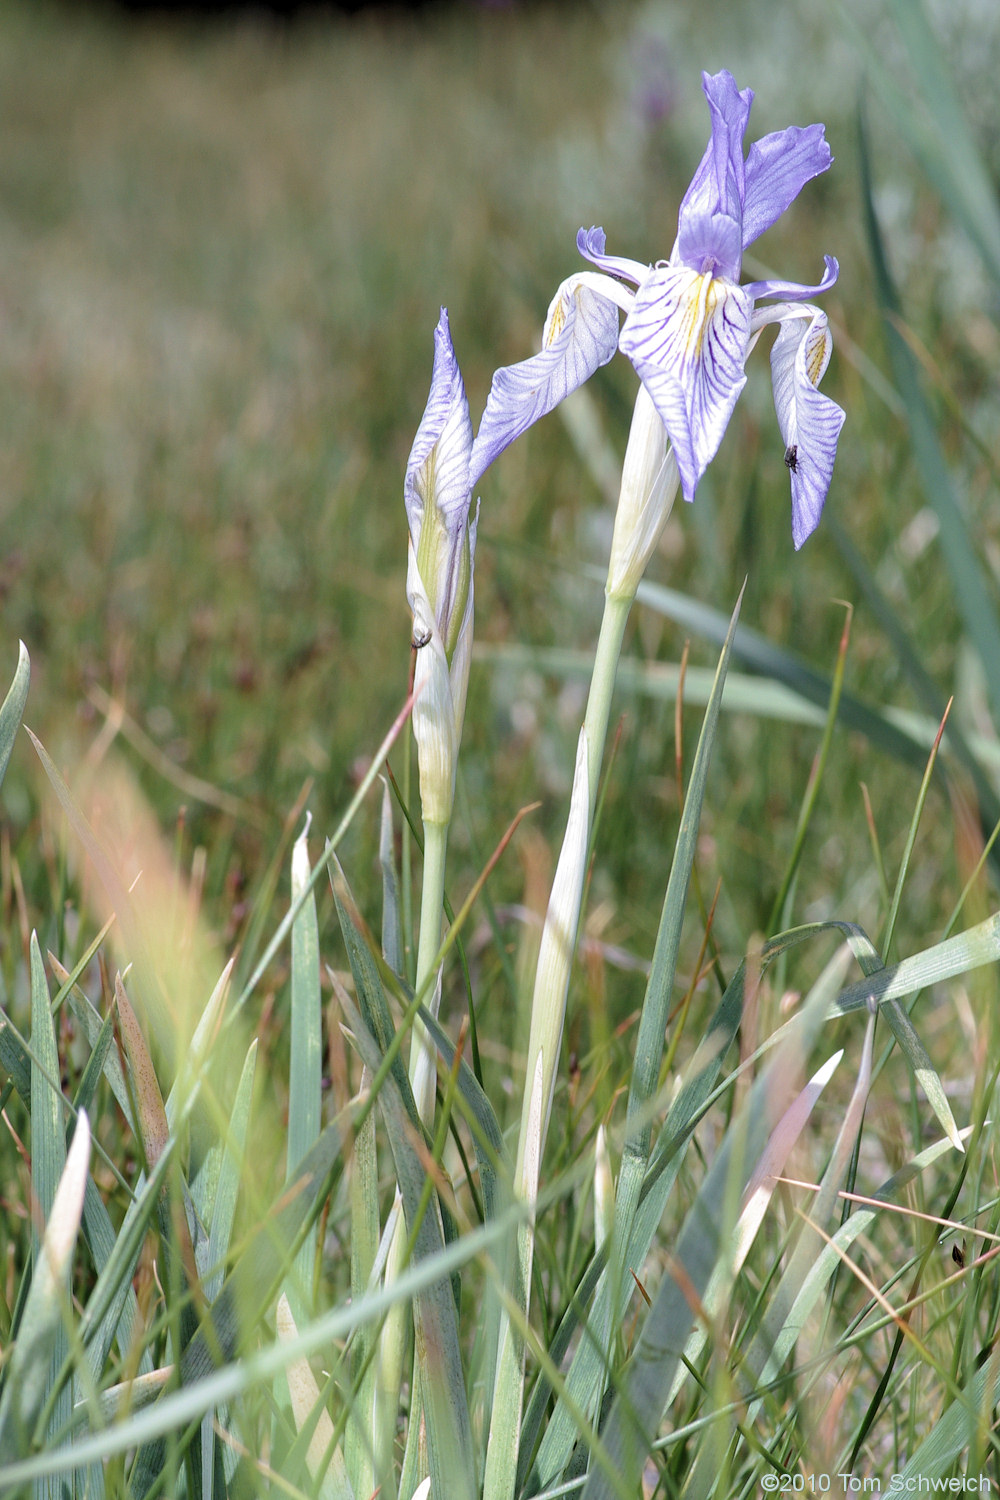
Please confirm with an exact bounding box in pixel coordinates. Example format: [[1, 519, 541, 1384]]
[[543, 292, 568, 347], [675, 271, 727, 366], [805, 321, 832, 388]]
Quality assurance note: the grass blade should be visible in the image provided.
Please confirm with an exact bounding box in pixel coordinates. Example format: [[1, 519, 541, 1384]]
[[520, 920, 887, 1489], [1, 1211, 517, 1492], [28, 728, 175, 1069], [874, 706, 965, 1151], [346, 1067, 381, 1500], [0, 641, 29, 796], [580, 947, 855, 1500], [276, 1294, 355, 1500], [479, 602, 949, 777], [747, 1003, 876, 1405], [672, 1045, 846, 1406], [337, 986, 476, 1500], [882, 705, 951, 959], [415, 1004, 511, 1225], [200, 1037, 259, 1497], [825, 909, 1000, 1021], [859, 102, 1000, 720], [332, 872, 476, 1500], [845, 0, 1000, 285], [102, 1106, 351, 1497], [829, 518, 1000, 842], [416, 1003, 513, 1450], [0, 1112, 90, 1468], [768, 605, 851, 932], [288, 816, 323, 1311], [78, 1140, 177, 1390], [754, 1124, 973, 1408], [28, 934, 74, 1498], [203, 1051, 259, 1296]]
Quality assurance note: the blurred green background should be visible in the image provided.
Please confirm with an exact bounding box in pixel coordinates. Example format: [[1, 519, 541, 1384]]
[[1, 0, 998, 990]]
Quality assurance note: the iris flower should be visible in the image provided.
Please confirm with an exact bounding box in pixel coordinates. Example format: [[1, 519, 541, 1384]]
[[406, 305, 583, 821], [475, 68, 845, 549], [404, 309, 478, 826]]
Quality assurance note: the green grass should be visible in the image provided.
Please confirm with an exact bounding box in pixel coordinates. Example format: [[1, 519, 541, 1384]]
[[1, 0, 1000, 1494]]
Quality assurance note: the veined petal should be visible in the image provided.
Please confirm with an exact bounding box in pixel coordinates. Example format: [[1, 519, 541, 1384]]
[[746, 255, 839, 307], [446, 502, 478, 739], [469, 272, 623, 486], [673, 70, 752, 280], [405, 309, 474, 544], [405, 310, 475, 641], [742, 124, 833, 248], [576, 225, 649, 286], [770, 310, 846, 548], [672, 207, 743, 282], [620, 265, 752, 502]]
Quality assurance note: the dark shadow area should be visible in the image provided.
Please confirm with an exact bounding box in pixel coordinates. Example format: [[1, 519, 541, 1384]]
[[82, 0, 537, 17]]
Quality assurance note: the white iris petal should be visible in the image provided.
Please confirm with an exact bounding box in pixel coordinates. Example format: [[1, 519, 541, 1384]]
[[770, 310, 846, 549], [620, 266, 752, 501], [469, 272, 623, 487]]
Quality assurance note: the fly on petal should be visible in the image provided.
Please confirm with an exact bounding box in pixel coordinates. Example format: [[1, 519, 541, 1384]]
[[569, 69, 841, 540], [770, 311, 846, 548], [476, 70, 841, 546]]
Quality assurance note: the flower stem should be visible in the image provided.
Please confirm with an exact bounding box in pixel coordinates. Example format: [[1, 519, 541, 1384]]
[[410, 814, 450, 1123], [583, 589, 632, 816], [376, 813, 450, 1493], [484, 583, 634, 1500]]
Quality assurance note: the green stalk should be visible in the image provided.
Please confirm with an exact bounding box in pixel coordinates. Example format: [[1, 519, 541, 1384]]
[[376, 813, 450, 1496], [483, 583, 634, 1500], [582, 591, 632, 814], [510, 587, 630, 1191], [409, 816, 450, 1124]]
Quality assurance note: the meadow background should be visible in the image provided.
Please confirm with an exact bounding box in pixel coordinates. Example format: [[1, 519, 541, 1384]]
[[2, 0, 1000, 1491], [5, 0, 998, 951]]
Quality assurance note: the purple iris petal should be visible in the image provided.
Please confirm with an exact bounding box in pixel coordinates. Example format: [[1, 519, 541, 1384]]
[[674, 208, 743, 282], [745, 255, 840, 306], [673, 70, 753, 280], [770, 311, 846, 548], [742, 125, 833, 248], [620, 264, 752, 501], [405, 309, 474, 542], [566, 71, 841, 546], [469, 274, 621, 487], [576, 225, 648, 286]]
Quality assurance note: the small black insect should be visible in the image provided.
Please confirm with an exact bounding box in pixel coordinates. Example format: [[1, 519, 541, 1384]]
[[952, 1242, 966, 1269], [784, 444, 799, 473]]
